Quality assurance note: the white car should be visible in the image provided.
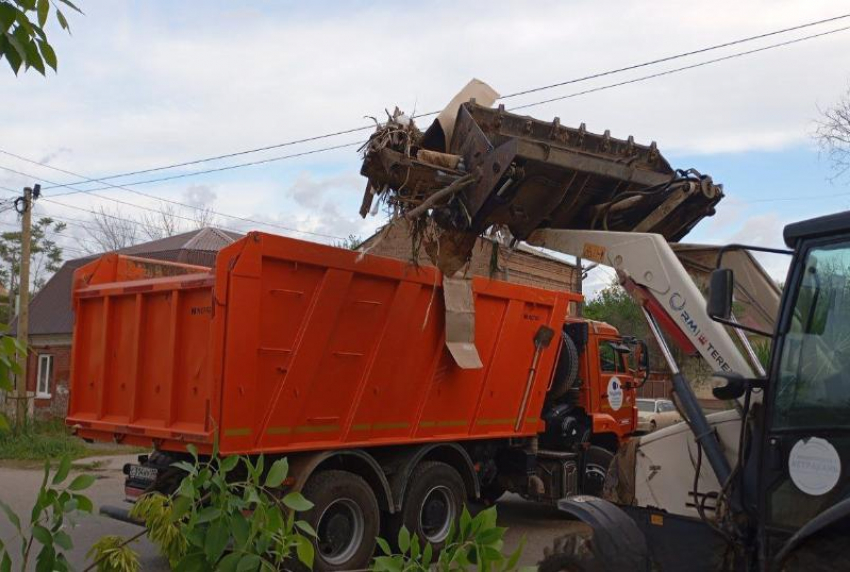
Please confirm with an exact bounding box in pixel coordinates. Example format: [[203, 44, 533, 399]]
[[636, 398, 681, 433]]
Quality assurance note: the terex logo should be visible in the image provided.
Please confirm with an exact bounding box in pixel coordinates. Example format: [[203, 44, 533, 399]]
[[668, 292, 732, 372]]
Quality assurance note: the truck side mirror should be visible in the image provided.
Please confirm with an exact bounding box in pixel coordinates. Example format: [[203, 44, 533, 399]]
[[707, 268, 734, 320]]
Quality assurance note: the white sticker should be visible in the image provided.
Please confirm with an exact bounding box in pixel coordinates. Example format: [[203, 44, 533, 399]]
[[607, 377, 623, 411], [788, 437, 841, 496]]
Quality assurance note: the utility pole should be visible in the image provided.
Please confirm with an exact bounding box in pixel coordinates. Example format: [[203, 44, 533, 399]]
[[573, 256, 583, 317], [14, 186, 34, 428]]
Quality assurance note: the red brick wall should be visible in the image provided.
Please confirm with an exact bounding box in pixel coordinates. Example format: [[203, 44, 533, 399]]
[[26, 339, 72, 418]]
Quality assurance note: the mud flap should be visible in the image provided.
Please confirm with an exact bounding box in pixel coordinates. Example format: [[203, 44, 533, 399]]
[[556, 495, 650, 571]]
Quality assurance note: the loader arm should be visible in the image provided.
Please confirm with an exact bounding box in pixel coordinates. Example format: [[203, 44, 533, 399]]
[[526, 229, 756, 379], [527, 229, 757, 488]]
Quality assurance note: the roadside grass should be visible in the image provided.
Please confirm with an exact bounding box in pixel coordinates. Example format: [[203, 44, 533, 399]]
[[0, 418, 145, 466]]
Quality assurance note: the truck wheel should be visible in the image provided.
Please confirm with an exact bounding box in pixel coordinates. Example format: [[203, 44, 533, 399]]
[[300, 470, 380, 571], [390, 462, 466, 553], [549, 333, 579, 401], [582, 446, 614, 497], [539, 525, 602, 572]]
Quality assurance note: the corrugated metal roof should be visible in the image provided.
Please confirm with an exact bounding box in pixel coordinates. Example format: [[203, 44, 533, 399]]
[[16, 227, 242, 336]]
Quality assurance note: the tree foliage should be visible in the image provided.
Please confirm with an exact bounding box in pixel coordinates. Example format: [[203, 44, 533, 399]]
[[0, 0, 81, 75], [0, 216, 66, 320]]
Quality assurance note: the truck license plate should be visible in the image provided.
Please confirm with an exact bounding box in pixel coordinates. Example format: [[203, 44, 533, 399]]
[[128, 465, 158, 482]]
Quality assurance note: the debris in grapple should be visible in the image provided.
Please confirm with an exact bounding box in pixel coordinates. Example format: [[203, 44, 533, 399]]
[[359, 80, 724, 275]]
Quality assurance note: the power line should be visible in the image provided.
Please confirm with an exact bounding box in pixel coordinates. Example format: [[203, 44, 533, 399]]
[[26, 12, 850, 192], [30, 21, 850, 196], [507, 24, 850, 112], [0, 163, 351, 241]]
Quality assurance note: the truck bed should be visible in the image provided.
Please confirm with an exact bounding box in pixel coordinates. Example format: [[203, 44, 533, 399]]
[[67, 233, 575, 455]]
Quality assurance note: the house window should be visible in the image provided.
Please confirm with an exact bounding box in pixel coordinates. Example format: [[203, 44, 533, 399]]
[[37, 354, 53, 398]]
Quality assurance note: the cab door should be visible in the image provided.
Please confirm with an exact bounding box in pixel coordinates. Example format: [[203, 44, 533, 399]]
[[759, 236, 850, 564], [596, 339, 633, 430]]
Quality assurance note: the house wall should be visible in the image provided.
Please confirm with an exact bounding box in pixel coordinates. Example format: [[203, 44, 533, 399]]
[[25, 334, 72, 418]]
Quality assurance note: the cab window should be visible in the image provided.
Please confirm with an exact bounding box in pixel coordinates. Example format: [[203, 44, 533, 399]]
[[599, 342, 624, 373], [774, 241, 850, 430]]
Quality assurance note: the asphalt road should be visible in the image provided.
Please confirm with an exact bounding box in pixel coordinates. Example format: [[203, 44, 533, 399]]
[[0, 455, 581, 570]]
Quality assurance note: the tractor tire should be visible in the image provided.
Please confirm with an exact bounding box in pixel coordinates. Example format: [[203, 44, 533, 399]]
[[549, 333, 580, 401], [582, 446, 614, 497], [387, 461, 466, 554], [781, 521, 850, 571], [539, 524, 603, 572], [300, 470, 380, 572]]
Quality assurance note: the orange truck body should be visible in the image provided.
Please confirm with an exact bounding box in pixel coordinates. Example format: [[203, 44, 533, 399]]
[[67, 232, 588, 456]]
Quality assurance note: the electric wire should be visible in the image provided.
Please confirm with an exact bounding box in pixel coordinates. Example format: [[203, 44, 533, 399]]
[[25, 12, 850, 192]]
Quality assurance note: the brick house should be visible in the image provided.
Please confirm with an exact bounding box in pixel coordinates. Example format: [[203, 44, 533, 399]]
[[14, 228, 241, 417]]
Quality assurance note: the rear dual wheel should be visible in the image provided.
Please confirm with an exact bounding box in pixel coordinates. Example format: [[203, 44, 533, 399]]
[[301, 470, 380, 571], [388, 461, 466, 553]]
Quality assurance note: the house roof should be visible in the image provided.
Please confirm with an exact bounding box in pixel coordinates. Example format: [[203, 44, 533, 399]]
[[16, 227, 242, 337]]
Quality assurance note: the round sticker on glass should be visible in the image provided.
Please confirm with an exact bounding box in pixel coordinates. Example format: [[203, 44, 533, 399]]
[[607, 377, 623, 411], [788, 437, 841, 496]]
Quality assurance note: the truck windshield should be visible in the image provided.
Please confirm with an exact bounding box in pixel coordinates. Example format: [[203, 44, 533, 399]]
[[774, 240, 850, 429]]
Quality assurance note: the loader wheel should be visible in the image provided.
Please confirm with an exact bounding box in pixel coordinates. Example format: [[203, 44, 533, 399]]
[[539, 524, 602, 572], [780, 520, 850, 571], [582, 446, 614, 497], [549, 333, 579, 401], [389, 462, 466, 553], [300, 470, 380, 572]]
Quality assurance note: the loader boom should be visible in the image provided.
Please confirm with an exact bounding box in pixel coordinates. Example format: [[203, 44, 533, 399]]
[[526, 229, 756, 379]]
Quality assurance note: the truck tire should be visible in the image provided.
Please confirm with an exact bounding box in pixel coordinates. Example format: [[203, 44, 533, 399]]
[[538, 525, 602, 572], [582, 446, 614, 497], [549, 333, 579, 401], [300, 470, 380, 572], [389, 461, 466, 553]]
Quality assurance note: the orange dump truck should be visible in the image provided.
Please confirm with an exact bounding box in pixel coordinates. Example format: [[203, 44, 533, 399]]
[[67, 232, 646, 570]]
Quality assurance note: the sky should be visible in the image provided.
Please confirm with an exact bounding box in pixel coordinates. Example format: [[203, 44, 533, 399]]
[[1, 0, 850, 297]]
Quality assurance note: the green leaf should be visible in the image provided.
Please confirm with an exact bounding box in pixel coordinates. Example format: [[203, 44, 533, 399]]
[[1, 552, 11, 572], [231, 512, 249, 549], [422, 541, 433, 568], [204, 520, 229, 563], [294, 535, 314, 569], [194, 506, 221, 524], [72, 494, 93, 513], [171, 461, 197, 475], [57, 0, 82, 13], [0, 413, 9, 432], [22, 38, 45, 74], [174, 553, 208, 572], [220, 455, 238, 473], [236, 553, 261, 572], [67, 474, 96, 491], [505, 536, 525, 571], [264, 458, 288, 488], [0, 500, 21, 533], [281, 491, 312, 512], [294, 519, 317, 538], [170, 495, 192, 522], [398, 525, 410, 554], [4, 30, 27, 62], [0, 4, 17, 31], [52, 455, 71, 485], [55, 9, 68, 31], [30, 38, 56, 70], [475, 526, 506, 545], [376, 537, 392, 556], [36, 0, 48, 27], [186, 443, 198, 461], [53, 531, 72, 551], [32, 524, 52, 546], [217, 552, 241, 572], [459, 506, 472, 539]]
